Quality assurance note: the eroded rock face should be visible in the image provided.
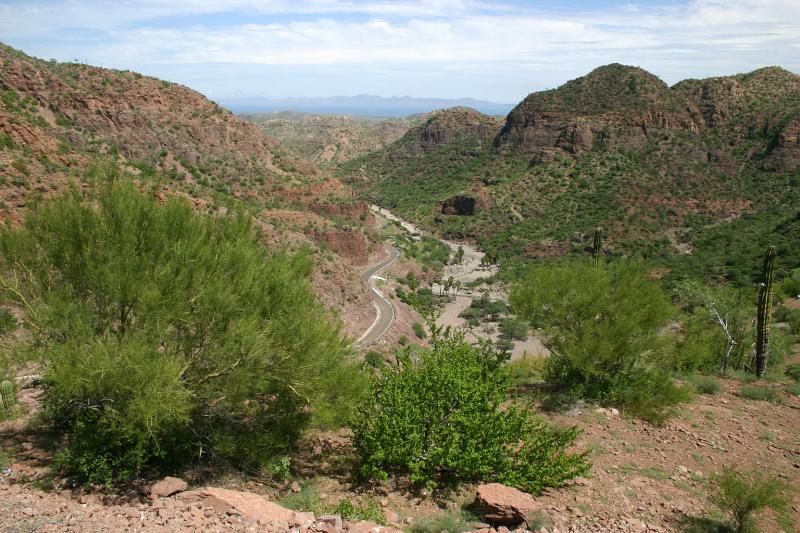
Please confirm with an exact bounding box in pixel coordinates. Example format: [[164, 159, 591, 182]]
[[440, 195, 477, 215], [312, 229, 369, 263], [418, 107, 501, 151], [764, 114, 800, 170], [493, 65, 703, 158], [471, 483, 540, 526]]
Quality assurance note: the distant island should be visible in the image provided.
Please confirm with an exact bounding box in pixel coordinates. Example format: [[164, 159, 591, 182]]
[[218, 94, 515, 117]]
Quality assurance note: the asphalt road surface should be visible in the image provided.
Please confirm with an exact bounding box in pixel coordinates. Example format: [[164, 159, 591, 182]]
[[353, 244, 399, 348]]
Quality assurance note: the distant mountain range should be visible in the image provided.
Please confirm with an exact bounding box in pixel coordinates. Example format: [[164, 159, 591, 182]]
[[219, 95, 515, 117]]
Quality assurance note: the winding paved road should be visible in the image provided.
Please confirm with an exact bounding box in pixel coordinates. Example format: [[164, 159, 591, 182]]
[[353, 244, 399, 348]]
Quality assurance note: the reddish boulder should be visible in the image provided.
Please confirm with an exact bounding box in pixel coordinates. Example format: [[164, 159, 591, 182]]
[[149, 476, 188, 498], [471, 483, 540, 526]]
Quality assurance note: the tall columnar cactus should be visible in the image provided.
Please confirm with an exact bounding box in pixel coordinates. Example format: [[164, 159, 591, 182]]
[[754, 246, 776, 377], [0, 380, 14, 419], [593, 227, 603, 267]]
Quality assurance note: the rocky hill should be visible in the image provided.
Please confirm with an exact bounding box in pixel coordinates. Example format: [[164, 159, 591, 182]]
[[343, 64, 800, 283], [244, 111, 412, 166], [0, 44, 375, 336]]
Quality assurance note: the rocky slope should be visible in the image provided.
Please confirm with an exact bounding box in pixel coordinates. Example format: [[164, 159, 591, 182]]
[[244, 111, 412, 166], [0, 43, 375, 337], [343, 64, 800, 282]]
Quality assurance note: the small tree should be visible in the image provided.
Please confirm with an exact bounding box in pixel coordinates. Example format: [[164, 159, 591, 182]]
[[353, 328, 589, 493], [511, 261, 687, 423], [710, 468, 791, 533], [453, 246, 465, 265], [0, 181, 362, 484], [675, 281, 754, 372]]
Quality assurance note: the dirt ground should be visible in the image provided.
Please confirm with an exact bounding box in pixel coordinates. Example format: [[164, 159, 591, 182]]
[[2, 372, 798, 532]]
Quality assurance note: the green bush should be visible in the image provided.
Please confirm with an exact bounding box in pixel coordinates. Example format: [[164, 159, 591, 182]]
[[511, 261, 689, 423], [693, 376, 722, 395], [412, 321, 427, 339], [0, 181, 363, 485], [709, 468, 792, 533], [499, 317, 528, 341], [333, 498, 385, 525], [353, 329, 589, 493], [738, 385, 782, 404]]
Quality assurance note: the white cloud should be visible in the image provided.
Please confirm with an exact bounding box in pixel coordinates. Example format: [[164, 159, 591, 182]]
[[1, 0, 798, 100]]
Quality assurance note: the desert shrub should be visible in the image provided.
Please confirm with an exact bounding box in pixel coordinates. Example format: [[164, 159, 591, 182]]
[[409, 510, 478, 533], [499, 317, 528, 341], [0, 181, 363, 485], [364, 351, 385, 369], [709, 468, 791, 533], [738, 385, 781, 404], [693, 376, 722, 395], [412, 321, 427, 339], [333, 498, 385, 524], [277, 483, 322, 513], [0, 308, 16, 336], [495, 337, 515, 353], [773, 305, 800, 335], [785, 381, 800, 397], [511, 261, 689, 423], [784, 363, 800, 381], [353, 328, 590, 493]]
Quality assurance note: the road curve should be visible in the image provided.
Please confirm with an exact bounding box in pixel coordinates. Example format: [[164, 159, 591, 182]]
[[353, 244, 400, 348]]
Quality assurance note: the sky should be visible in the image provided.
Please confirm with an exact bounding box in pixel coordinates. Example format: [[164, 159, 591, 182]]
[[1, 0, 799, 102]]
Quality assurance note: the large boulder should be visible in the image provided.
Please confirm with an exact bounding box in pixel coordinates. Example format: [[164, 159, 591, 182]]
[[471, 483, 540, 526], [149, 476, 188, 498]]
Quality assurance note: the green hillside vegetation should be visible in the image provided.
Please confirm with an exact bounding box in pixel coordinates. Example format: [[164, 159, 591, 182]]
[[342, 64, 800, 287]]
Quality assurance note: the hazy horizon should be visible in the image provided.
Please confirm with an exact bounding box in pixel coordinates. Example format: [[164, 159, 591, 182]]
[[2, 1, 799, 102]]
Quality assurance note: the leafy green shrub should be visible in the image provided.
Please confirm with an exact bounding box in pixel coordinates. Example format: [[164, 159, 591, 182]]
[[353, 329, 589, 493], [693, 376, 722, 395], [738, 385, 782, 404], [511, 261, 689, 423], [412, 321, 426, 339], [265, 455, 292, 482], [709, 468, 792, 533], [0, 181, 363, 485]]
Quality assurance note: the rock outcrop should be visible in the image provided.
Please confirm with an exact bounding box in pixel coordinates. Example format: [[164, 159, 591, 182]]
[[471, 483, 540, 527], [440, 195, 477, 215], [494, 64, 703, 158]]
